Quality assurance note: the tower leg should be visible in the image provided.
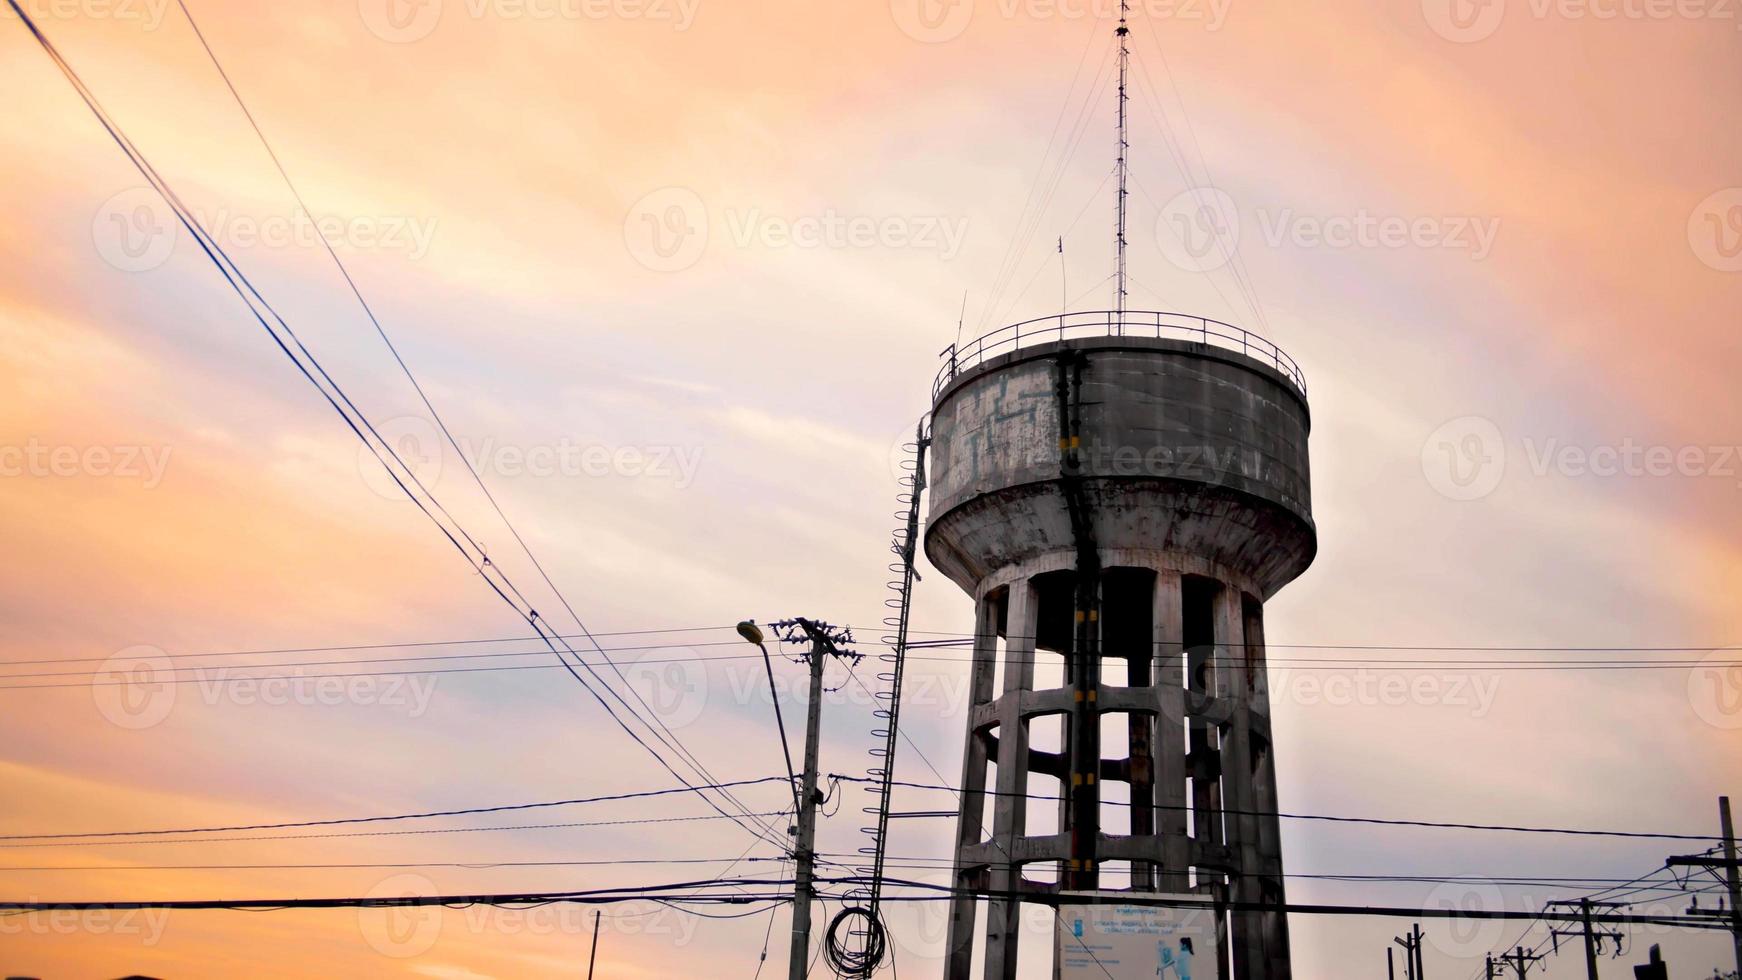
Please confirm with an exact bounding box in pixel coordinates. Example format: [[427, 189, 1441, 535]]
[[1151, 569, 1190, 893], [945, 593, 1003, 980], [1216, 586, 1267, 980], [985, 580, 1038, 980], [1244, 602, 1293, 980]]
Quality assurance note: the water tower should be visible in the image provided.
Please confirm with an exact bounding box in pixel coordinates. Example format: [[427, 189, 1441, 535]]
[[927, 311, 1314, 980]]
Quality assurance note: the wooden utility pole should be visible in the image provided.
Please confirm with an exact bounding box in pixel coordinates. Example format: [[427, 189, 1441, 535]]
[[1394, 924, 1424, 980], [1580, 898, 1601, 980], [788, 628, 828, 980], [1548, 897, 1624, 979], [1495, 945, 1545, 978], [586, 909, 601, 980], [1725, 796, 1742, 975], [775, 618, 855, 980], [1667, 796, 1742, 976]]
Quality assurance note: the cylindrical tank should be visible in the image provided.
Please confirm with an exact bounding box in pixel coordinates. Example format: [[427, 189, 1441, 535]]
[[930, 315, 1312, 980]]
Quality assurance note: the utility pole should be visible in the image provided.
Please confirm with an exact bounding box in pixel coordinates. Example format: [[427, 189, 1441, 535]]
[[1668, 796, 1742, 976], [1579, 898, 1603, 980], [1486, 953, 1495, 979], [1583, 898, 1601, 979], [1549, 897, 1625, 979], [1388, 947, 1396, 980], [1725, 796, 1742, 974], [771, 618, 857, 980], [1394, 924, 1424, 980], [1495, 946, 1546, 978], [586, 909, 601, 980]]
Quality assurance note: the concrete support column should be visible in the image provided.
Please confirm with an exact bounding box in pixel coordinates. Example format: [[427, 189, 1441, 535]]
[[1187, 587, 1224, 861], [1151, 568, 1190, 893], [1216, 586, 1259, 898], [1215, 585, 1266, 980], [945, 591, 1003, 980], [984, 579, 1038, 980], [1128, 636, 1156, 891], [1243, 601, 1292, 980], [1205, 581, 1247, 980]]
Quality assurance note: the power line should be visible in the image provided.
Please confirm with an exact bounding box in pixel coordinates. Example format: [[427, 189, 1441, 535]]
[[0, 859, 797, 873], [816, 859, 1733, 891], [652, 900, 789, 921], [0, 640, 757, 681], [0, 660, 756, 693], [834, 776, 1724, 842], [6, 627, 1734, 671], [0, 877, 808, 913], [0, 776, 788, 843], [847, 880, 1734, 930], [6, 877, 1726, 931], [0, 812, 788, 850], [1461, 857, 1689, 980], [6, 644, 1733, 693], [11, 0, 784, 853], [0, 627, 742, 669], [171, 0, 783, 853]]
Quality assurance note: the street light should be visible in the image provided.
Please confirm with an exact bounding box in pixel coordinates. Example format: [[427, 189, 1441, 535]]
[[739, 620, 800, 818]]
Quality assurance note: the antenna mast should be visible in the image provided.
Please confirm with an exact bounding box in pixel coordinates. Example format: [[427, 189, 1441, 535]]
[[1114, 1, 1131, 328]]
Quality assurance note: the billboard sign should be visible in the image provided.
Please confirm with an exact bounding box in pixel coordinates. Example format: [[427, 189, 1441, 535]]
[[1056, 895, 1221, 980]]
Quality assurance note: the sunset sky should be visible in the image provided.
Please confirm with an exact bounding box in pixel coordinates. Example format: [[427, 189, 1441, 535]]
[[2, 0, 1739, 976]]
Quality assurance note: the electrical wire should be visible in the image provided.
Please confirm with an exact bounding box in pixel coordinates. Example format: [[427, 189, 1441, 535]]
[[7, 628, 1732, 672], [1, 639, 767, 682], [0, 776, 788, 842], [0, 631, 747, 670], [0, 812, 789, 850], [832, 776, 1724, 842], [170, 0, 785, 853], [8, 650, 1734, 694], [0, 857, 795, 873], [0, 877, 810, 913], [10, 0, 784, 855], [7, 877, 1723, 931]]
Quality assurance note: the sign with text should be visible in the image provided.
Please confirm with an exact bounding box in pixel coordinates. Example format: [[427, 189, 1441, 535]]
[[1056, 896, 1221, 980]]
